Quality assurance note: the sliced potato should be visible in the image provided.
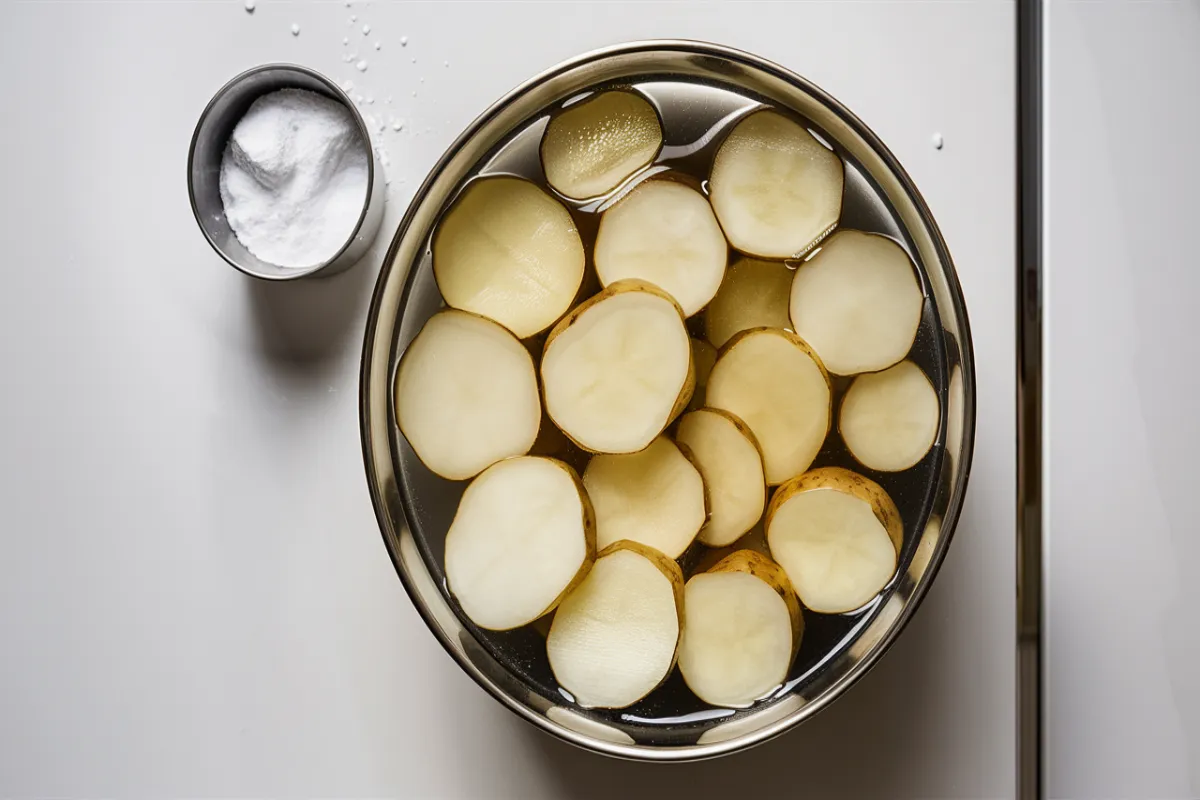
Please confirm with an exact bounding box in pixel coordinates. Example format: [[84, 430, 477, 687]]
[[687, 338, 718, 411], [433, 176, 585, 338], [766, 467, 903, 614], [840, 360, 940, 471], [541, 90, 663, 200], [676, 409, 766, 547], [709, 109, 844, 258], [704, 256, 794, 349], [594, 181, 728, 317], [789, 230, 923, 375], [395, 310, 540, 480], [542, 280, 693, 454], [583, 436, 706, 559], [679, 550, 802, 707], [445, 456, 595, 630], [547, 541, 683, 709], [706, 328, 831, 485]]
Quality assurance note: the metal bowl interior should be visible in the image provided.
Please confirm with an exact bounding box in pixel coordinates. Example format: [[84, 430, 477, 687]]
[[360, 40, 976, 761]]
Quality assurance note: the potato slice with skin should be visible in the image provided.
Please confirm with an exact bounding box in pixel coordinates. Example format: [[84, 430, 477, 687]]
[[676, 409, 766, 547], [705, 256, 794, 349], [789, 230, 924, 375], [687, 338, 718, 411], [542, 280, 693, 454], [766, 467, 903, 614], [541, 90, 663, 201], [445, 457, 595, 630], [594, 181, 728, 317], [710, 109, 844, 259], [840, 360, 940, 472], [547, 540, 684, 709], [395, 310, 541, 480], [706, 328, 831, 485], [433, 176, 585, 338], [583, 436, 707, 559], [679, 550, 803, 707]]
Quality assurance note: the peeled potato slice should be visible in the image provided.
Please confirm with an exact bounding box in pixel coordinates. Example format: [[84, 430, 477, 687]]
[[547, 541, 683, 708], [840, 360, 940, 471], [706, 328, 831, 485], [542, 281, 693, 454], [433, 176, 585, 338], [676, 409, 766, 547], [541, 90, 663, 200], [705, 256, 794, 348], [687, 338, 718, 411], [766, 467, 903, 614], [395, 310, 541, 480], [594, 181, 728, 317], [710, 110, 844, 258], [583, 436, 706, 558], [789, 230, 924, 375], [445, 457, 595, 630], [679, 550, 802, 707]]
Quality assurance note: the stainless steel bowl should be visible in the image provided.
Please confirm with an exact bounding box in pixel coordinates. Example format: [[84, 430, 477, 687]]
[[360, 40, 976, 761], [187, 63, 385, 281]]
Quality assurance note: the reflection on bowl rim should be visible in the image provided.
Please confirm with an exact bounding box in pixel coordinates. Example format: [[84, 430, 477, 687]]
[[359, 39, 977, 762]]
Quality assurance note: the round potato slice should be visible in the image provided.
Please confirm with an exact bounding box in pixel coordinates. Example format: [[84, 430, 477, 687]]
[[766, 467, 903, 614], [594, 180, 728, 317], [710, 109, 844, 259], [395, 310, 541, 480], [433, 176, 585, 339], [840, 360, 940, 471], [541, 90, 663, 201], [705, 256, 794, 348], [676, 409, 766, 547], [679, 550, 802, 707], [789, 230, 924, 375], [542, 280, 693, 454], [547, 541, 684, 709], [706, 328, 831, 485], [583, 436, 706, 559], [445, 456, 595, 630]]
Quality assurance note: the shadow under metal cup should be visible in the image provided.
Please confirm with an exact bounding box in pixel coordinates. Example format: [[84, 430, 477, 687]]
[[187, 64, 385, 281]]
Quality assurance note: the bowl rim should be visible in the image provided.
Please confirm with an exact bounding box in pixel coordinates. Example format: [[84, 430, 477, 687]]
[[359, 38, 977, 762], [186, 62, 378, 281]]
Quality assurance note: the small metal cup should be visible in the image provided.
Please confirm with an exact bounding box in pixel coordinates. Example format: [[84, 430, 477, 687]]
[[187, 64, 385, 281]]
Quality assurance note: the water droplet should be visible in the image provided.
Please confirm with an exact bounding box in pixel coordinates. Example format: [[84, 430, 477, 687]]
[[419, 76, 425, 83], [362, 23, 370, 35], [374, 41, 381, 50], [410, 56, 416, 64], [355, 94, 363, 103], [343, 36, 348, 45], [341, 80, 354, 92], [932, 132, 944, 150], [290, 23, 300, 35], [784, 259, 802, 270], [366, 96, 374, 104], [244, 0, 255, 11], [443, 60, 449, 67], [386, 96, 392, 104], [356, 59, 368, 72], [411, 90, 417, 97], [350, 14, 357, 22], [400, 36, 408, 46], [700, 179, 710, 195], [392, 119, 404, 131]]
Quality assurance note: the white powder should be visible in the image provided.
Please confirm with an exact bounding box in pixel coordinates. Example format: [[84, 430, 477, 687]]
[[219, 88, 369, 269]]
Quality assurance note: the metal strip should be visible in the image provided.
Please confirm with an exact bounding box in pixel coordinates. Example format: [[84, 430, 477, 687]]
[[1016, 0, 1044, 798]]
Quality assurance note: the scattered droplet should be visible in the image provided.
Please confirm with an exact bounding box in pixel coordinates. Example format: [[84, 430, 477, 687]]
[[244, 0, 255, 11], [443, 60, 449, 67], [356, 59, 368, 72], [932, 132, 944, 150], [411, 90, 417, 97], [351, 14, 357, 22], [355, 94, 364, 104], [392, 119, 404, 131], [374, 41, 381, 50], [411, 56, 417, 64], [343, 36, 348, 45], [400, 35, 409, 46], [386, 96, 393, 104], [342, 54, 351, 62], [290, 23, 300, 35], [341, 80, 354, 92], [362, 23, 370, 35], [419, 76, 425, 83], [366, 96, 374, 104]]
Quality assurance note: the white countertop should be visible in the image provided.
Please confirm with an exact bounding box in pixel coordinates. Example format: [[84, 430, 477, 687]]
[[0, 2, 1015, 797]]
